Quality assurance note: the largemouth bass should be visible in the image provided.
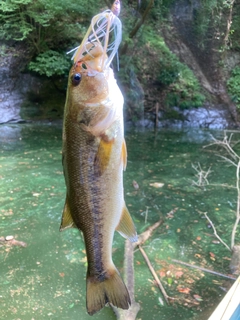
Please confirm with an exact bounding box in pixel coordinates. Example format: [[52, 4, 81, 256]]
[[60, 6, 137, 316]]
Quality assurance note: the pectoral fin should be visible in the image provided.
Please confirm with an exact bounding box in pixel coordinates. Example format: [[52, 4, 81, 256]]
[[81, 107, 116, 137], [116, 205, 138, 242], [60, 196, 77, 231], [94, 137, 114, 175]]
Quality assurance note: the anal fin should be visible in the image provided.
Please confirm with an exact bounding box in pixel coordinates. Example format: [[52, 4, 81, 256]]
[[60, 195, 77, 231], [116, 205, 138, 242]]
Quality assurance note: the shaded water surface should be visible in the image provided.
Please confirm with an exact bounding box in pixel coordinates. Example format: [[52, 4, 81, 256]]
[[0, 123, 239, 319]]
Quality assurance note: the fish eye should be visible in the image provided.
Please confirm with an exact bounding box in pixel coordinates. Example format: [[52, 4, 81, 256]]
[[72, 73, 81, 86]]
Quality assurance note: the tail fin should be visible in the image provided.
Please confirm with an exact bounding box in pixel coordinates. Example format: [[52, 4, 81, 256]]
[[86, 267, 130, 315]]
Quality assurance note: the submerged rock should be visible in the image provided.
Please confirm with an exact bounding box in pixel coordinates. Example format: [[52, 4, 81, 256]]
[[0, 235, 27, 247], [5, 235, 14, 241]]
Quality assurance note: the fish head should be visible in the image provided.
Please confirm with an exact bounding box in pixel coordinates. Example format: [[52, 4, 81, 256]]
[[65, 10, 123, 127], [69, 43, 109, 105]]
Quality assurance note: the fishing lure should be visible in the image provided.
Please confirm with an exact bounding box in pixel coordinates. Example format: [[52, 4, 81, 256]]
[[67, 1, 122, 71]]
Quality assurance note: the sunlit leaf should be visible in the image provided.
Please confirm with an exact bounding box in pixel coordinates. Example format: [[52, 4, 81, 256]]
[[178, 287, 191, 294], [193, 294, 203, 301], [149, 182, 164, 188], [175, 271, 183, 278]]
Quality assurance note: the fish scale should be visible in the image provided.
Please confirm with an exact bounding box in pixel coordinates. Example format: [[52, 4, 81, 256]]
[[64, 115, 118, 270]]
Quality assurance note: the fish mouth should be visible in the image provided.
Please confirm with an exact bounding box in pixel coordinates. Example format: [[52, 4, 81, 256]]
[[68, 9, 122, 73]]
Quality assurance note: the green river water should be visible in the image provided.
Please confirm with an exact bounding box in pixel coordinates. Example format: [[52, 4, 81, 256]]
[[0, 122, 239, 320]]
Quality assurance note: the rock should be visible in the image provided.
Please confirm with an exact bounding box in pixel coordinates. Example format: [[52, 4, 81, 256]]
[[5, 235, 14, 241], [0, 64, 43, 124], [0, 67, 22, 124], [0, 44, 65, 124], [120, 67, 145, 123], [181, 106, 230, 129], [155, 105, 232, 129], [132, 180, 139, 190], [0, 235, 27, 247]]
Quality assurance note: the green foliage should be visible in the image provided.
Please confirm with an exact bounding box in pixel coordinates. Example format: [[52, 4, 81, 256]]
[[151, 0, 175, 20], [230, 3, 240, 51], [193, 0, 220, 46], [191, 0, 238, 50], [0, 0, 98, 45], [0, 0, 33, 41], [165, 67, 205, 109], [0, 0, 103, 76], [0, 44, 7, 57], [157, 57, 181, 86], [28, 50, 71, 77], [131, 27, 205, 109], [227, 66, 240, 108]]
